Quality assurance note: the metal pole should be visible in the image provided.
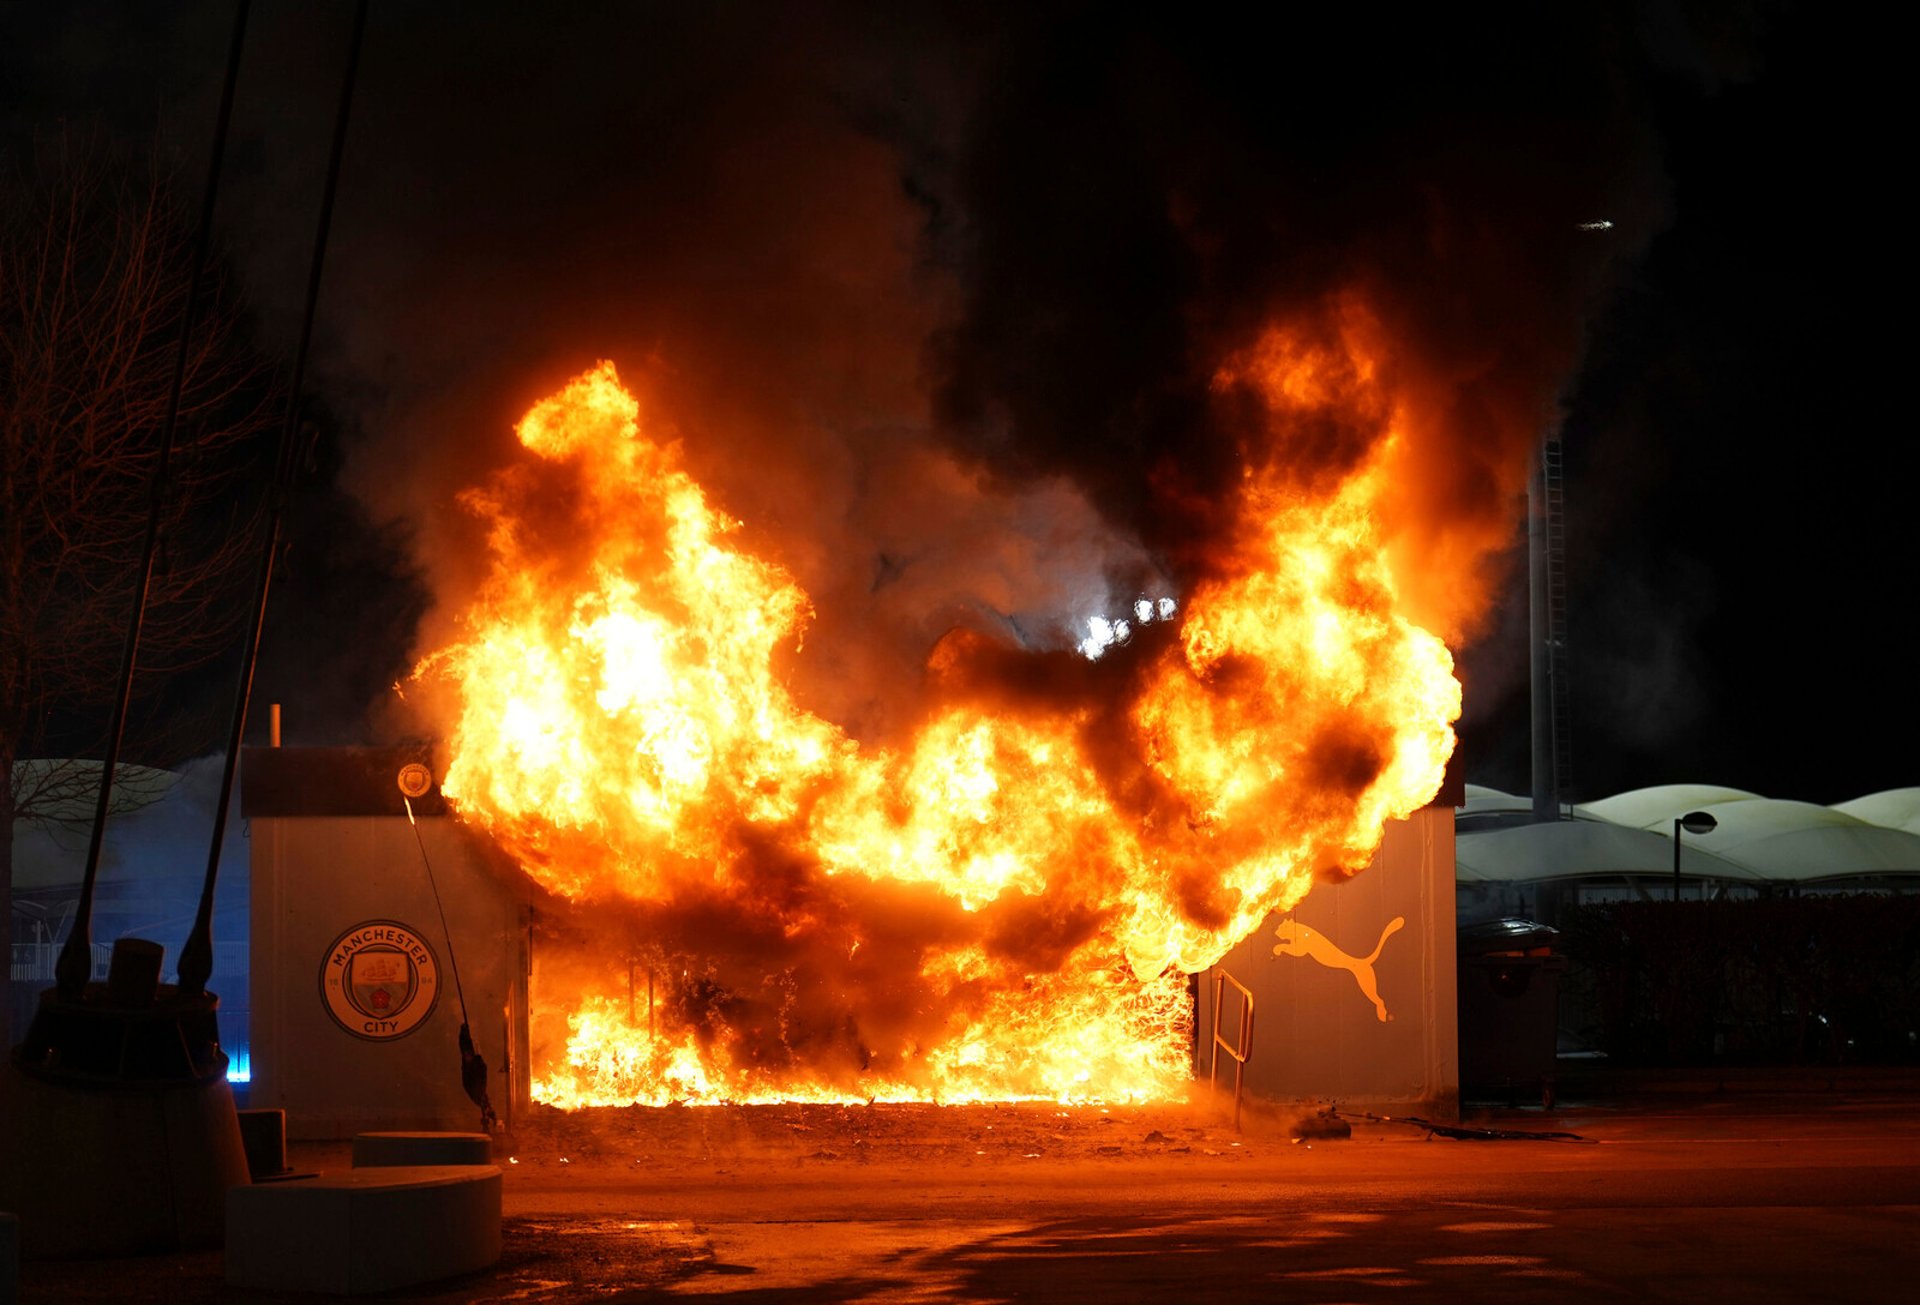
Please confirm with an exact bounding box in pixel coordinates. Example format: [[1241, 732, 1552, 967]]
[[55, 0, 255, 999], [178, 0, 369, 996], [1528, 451, 1553, 823], [1672, 817, 1683, 903]]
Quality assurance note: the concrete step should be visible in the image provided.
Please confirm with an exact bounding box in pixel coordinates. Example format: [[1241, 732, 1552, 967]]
[[226, 1164, 501, 1294], [352, 1130, 491, 1167]]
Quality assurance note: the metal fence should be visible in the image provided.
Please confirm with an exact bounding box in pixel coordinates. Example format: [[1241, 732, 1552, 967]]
[[9, 941, 106, 983], [10, 939, 249, 986]]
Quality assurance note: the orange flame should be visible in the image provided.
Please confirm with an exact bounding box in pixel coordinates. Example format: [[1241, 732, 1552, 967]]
[[418, 304, 1458, 1106]]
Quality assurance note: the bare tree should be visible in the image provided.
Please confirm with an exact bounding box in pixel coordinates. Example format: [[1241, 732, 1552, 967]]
[[1, 129, 274, 1039]]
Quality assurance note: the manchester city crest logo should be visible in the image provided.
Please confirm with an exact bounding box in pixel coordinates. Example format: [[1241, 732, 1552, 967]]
[[320, 920, 441, 1040]]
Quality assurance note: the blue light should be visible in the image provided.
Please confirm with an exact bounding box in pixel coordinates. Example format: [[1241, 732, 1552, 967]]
[[227, 1049, 252, 1084]]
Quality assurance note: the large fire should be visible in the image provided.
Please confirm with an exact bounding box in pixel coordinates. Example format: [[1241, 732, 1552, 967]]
[[416, 301, 1458, 1107]]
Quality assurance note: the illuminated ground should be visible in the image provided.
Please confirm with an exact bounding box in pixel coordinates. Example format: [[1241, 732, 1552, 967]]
[[18, 1084, 1920, 1302]]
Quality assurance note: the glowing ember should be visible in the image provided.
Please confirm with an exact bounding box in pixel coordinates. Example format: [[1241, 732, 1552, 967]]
[[416, 315, 1458, 1106]]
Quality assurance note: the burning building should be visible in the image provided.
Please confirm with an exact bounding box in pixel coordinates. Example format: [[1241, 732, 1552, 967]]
[[421, 353, 1457, 1111], [245, 335, 1467, 1133]]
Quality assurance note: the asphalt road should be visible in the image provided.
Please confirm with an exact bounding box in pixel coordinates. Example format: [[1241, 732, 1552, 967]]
[[17, 1094, 1920, 1302]]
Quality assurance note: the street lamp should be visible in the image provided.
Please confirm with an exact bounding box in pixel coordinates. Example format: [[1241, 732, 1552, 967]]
[[1672, 810, 1718, 902]]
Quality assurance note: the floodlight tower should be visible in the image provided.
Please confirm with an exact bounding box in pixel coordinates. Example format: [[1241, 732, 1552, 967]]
[[1529, 436, 1572, 822]]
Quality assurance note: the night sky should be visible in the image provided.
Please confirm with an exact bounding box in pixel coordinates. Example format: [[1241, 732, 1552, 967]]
[[3, 1, 1909, 807]]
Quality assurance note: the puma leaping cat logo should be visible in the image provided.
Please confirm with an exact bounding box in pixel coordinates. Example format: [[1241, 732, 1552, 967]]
[[1273, 916, 1406, 1022]]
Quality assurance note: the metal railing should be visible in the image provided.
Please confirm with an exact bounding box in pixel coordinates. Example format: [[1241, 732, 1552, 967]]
[[1208, 968, 1256, 1130], [11, 939, 248, 987], [12, 941, 108, 984]]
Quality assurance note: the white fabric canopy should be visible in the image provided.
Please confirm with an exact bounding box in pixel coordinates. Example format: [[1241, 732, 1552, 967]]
[[1460, 785, 1920, 886], [1455, 817, 1762, 884]]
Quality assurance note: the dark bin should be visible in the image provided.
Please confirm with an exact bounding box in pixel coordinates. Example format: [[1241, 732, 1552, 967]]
[[1458, 918, 1568, 1107]]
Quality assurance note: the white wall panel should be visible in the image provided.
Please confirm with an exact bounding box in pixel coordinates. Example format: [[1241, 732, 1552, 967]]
[[250, 815, 528, 1139], [1197, 807, 1458, 1117]]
